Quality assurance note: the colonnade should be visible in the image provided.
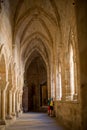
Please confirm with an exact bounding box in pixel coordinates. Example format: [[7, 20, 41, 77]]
[[0, 50, 23, 124], [0, 87, 23, 124]]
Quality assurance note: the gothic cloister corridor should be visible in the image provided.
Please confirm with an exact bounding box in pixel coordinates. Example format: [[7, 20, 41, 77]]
[[0, 0, 87, 130], [0, 112, 66, 130]]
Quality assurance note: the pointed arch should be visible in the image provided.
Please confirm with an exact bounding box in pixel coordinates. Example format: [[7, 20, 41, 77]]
[[66, 37, 78, 101], [15, 6, 57, 28], [56, 62, 62, 100], [23, 47, 50, 111], [25, 50, 47, 73], [69, 44, 75, 99], [21, 34, 52, 65], [22, 37, 52, 99], [21, 32, 52, 56], [20, 17, 53, 47]]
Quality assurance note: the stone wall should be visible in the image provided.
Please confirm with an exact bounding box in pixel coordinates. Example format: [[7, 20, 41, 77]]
[[76, 0, 87, 129], [55, 101, 82, 130]]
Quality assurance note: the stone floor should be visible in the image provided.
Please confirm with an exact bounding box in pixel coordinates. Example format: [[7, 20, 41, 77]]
[[0, 113, 66, 130]]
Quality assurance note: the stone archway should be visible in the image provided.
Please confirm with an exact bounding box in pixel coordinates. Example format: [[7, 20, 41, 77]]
[[22, 51, 47, 112]]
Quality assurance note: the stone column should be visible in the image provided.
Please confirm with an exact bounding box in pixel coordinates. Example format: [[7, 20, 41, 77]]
[[47, 74, 51, 98], [0, 89, 1, 119], [0, 82, 9, 124], [15, 90, 20, 117], [19, 92, 21, 110], [2, 90, 5, 120], [8, 90, 12, 117], [12, 91, 16, 116], [61, 61, 66, 101], [0, 89, 6, 125], [18, 92, 20, 104], [16, 91, 19, 112], [19, 91, 23, 108]]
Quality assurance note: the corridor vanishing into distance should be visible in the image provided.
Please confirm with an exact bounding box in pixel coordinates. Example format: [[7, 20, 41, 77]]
[[0, 0, 87, 130], [0, 113, 65, 130]]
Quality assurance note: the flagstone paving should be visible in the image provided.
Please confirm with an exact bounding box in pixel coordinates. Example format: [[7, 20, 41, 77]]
[[0, 113, 66, 130]]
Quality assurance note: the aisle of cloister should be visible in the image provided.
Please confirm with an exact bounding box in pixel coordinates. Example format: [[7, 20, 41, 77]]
[[0, 0, 87, 130]]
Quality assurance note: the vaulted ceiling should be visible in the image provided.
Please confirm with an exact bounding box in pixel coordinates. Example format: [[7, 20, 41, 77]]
[[9, 0, 61, 71], [1, 0, 76, 73]]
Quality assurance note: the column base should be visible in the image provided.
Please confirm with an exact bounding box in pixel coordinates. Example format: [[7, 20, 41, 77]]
[[6, 115, 13, 120], [11, 112, 16, 117], [6, 116, 16, 126], [73, 94, 78, 101], [16, 110, 23, 117], [0, 120, 6, 125]]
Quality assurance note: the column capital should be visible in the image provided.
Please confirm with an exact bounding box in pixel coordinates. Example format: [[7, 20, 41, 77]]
[[12, 87, 17, 93], [2, 81, 9, 91]]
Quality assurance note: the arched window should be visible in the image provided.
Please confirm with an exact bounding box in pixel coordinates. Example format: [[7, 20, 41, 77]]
[[56, 63, 62, 100], [69, 44, 74, 100], [65, 42, 78, 101], [51, 74, 55, 98], [59, 64, 62, 99]]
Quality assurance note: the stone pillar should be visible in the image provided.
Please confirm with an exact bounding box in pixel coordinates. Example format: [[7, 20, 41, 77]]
[[19, 91, 22, 110], [47, 74, 51, 99], [61, 61, 66, 101], [16, 91, 19, 112], [8, 90, 12, 117], [2, 90, 5, 120], [18, 93, 20, 104], [12, 91, 16, 116], [0, 89, 6, 125], [0, 89, 1, 119], [19, 92, 21, 110], [0, 82, 9, 124], [16, 90, 20, 117]]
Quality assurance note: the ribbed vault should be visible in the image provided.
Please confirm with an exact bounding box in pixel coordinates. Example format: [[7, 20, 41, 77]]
[[11, 0, 61, 60], [21, 36, 51, 65]]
